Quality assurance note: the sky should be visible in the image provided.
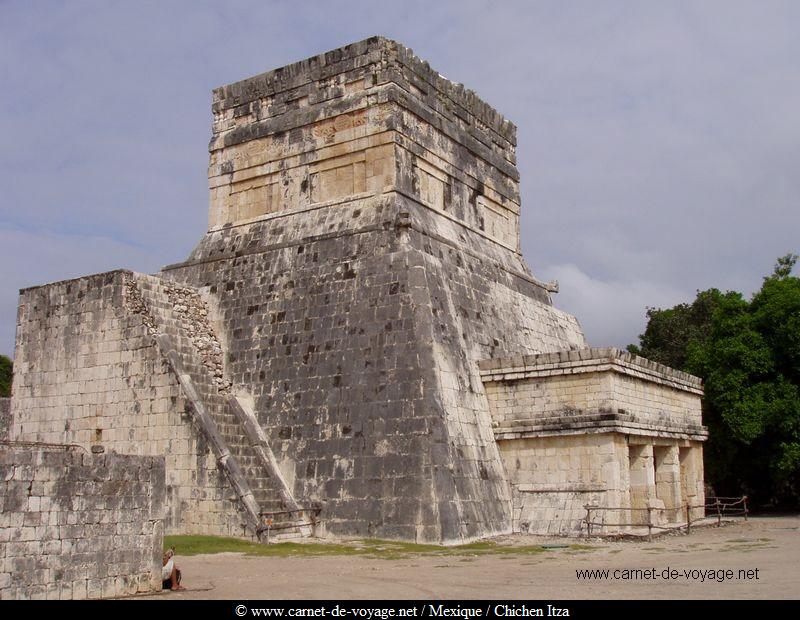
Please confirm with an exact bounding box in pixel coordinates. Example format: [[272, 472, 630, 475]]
[[1, 0, 798, 358]]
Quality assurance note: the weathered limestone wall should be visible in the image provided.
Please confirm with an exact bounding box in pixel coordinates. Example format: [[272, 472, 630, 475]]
[[481, 349, 706, 534], [9, 271, 254, 539], [0, 445, 164, 600], [611, 371, 700, 429], [497, 433, 629, 535], [163, 190, 585, 542], [480, 348, 706, 441], [0, 398, 10, 441], [157, 37, 587, 543], [498, 434, 705, 534], [485, 372, 613, 427], [209, 37, 520, 252]]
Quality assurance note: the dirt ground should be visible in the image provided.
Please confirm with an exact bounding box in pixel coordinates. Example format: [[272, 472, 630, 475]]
[[142, 515, 800, 600]]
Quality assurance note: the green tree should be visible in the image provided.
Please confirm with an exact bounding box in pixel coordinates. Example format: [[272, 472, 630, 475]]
[[626, 288, 725, 369], [0, 354, 11, 397], [629, 254, 800, 507]]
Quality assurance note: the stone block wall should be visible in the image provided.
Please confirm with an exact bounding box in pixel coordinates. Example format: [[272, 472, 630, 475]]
[[497, 433, 705, 534], [0, 398, 10, 441], [480, 348, 706, 440], [208, 36, 522, 253], [164, 189, 587, 542], [484, 372, 612, 427], [611, 371, 700, 429], [9, 271, 254, 539], [497, 433, 629, 535], [0, 445, 164, 600]]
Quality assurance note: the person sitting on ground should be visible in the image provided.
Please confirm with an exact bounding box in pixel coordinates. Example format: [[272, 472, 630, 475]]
[[162, 548, 185, 591]]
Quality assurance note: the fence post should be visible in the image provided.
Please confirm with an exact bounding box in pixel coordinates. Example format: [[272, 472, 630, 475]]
[[647, 507, 653, 541], [743, 496, 748, 521], [686, 504, 691, 535], [715, 498, 721, 527], [586, 507, 593, 538]]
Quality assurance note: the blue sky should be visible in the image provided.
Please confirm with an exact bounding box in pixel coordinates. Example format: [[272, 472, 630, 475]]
[[1, 0, 798, 357]]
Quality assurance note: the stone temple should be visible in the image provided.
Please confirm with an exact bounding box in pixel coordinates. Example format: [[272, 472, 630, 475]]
[[3, 37, 707, 555]]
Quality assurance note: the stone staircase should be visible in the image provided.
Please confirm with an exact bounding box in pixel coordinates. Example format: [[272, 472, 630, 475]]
[[124, 272, 311, 540]]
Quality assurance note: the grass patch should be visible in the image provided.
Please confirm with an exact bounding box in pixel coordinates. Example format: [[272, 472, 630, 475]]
[[163, 535, 366, 558], [164, 535, 554, 560]]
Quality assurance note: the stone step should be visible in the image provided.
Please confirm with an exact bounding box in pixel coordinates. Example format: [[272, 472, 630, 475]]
[[132, 273, 307, 541]]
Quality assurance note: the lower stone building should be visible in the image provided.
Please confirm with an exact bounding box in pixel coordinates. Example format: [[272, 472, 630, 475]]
[[480, 349, 706, 534], [2, 37, 707, 548]]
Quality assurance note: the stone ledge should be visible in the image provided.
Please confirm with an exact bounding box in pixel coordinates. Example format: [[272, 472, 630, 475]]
[[478, 347, 702, 393], [18, 268, 132, 294], [494, 413, 709, 442], [517, 483, 607, 493]]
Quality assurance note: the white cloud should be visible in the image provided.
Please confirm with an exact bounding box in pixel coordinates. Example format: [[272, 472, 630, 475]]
[[543, 262, 696, 349]]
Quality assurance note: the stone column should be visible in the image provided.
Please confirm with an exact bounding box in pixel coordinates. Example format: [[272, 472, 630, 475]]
[[654, 444, 681, 522], [627, 443, 656, 526], [602, 435, 627, 512], [680, 444, 705, 521]]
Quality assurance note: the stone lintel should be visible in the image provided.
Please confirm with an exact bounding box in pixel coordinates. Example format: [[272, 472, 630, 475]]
[[493, 412, 709, 442]]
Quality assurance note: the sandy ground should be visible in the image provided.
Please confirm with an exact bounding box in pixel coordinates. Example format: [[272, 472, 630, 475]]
[[141, 515, 799, 600]]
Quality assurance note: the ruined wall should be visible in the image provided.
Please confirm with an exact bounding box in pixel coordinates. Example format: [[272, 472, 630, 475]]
[[0, 445, 164, 600], [163, 186, 585, 542], [9, 271, 254, 538], [154, 36, 587, 543], [8, 37, 592, 544]]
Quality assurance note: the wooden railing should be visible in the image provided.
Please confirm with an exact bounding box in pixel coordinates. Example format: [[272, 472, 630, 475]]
[[583, 496, 748, 539], [259, 507, 322, 542]]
